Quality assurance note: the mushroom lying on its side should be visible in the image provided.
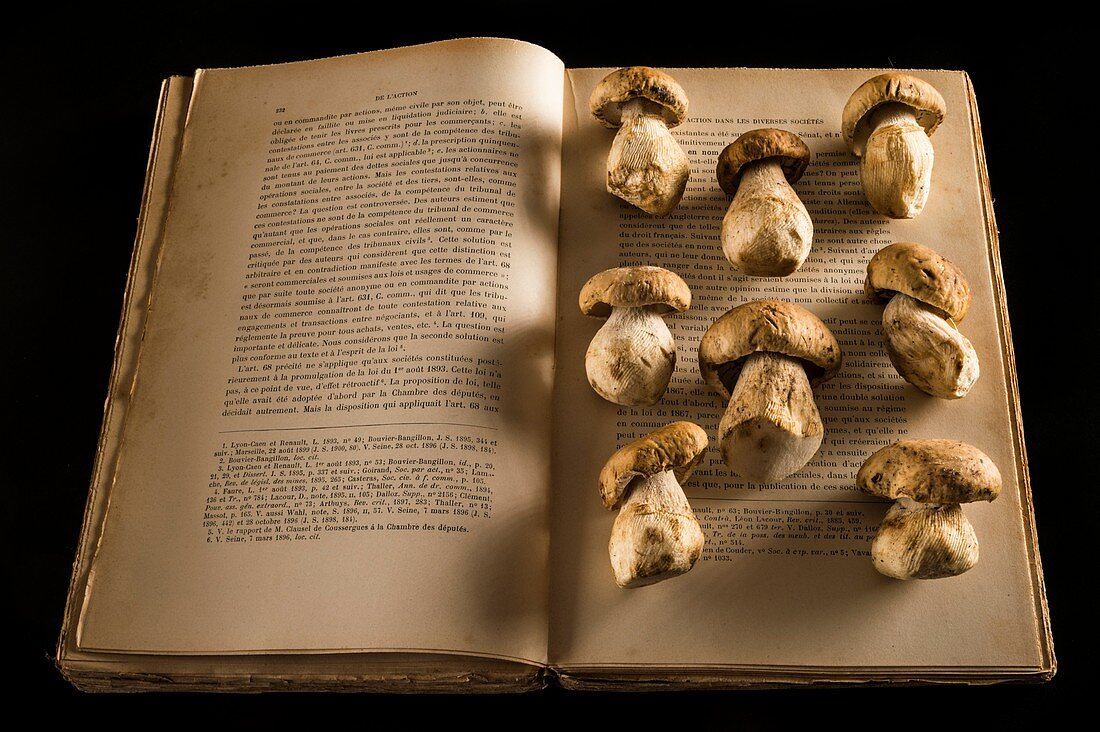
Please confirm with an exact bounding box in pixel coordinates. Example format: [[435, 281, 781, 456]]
[[857, 439, 1001, 580], [699, 300, 841, 483], [866, 242, 979, 399], [842, 73, 946, 218], [590, 67, 691, 216], [599, 421, 708, 588], [580, 266, 690, 406], [716, 128, 813, 277]]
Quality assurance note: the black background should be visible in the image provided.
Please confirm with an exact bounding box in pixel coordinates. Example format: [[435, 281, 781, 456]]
[[7, 4, 1089, 724]]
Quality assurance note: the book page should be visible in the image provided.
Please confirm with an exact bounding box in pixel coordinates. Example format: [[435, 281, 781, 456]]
[[76, 38, 563, 665], [549, 68, 1048, 672]]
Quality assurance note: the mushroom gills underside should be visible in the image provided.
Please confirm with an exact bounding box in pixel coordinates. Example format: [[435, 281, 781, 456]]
[[718, 351, 823, 483]]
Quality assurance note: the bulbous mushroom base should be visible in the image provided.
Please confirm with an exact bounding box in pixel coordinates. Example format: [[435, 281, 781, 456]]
[[860, 104, 934, 219], [721, 160, 813, 277], [719, 352, 823, 483], [872, 499, 979, 580], [606, 99, 690, 216], [883, 293, 979, 399], [609, 471, 705, 588], [585, 305, 676, 406]]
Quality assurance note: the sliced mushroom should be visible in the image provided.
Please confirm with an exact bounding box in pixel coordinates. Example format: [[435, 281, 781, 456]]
[[580, 266, 690, 406], [857, 439, 1001, 580], [866, 242, 978, 399], [590, 67, 690, 216], [599, 421, 709, 588], [716, 129, 813, 277], [842, 73, 946, 218], [699, 300, 842, 483]]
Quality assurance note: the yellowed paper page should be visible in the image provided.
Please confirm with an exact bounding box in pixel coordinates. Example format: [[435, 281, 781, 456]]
[[550, 68, 1047, 672], [77, 39, 563, 664]]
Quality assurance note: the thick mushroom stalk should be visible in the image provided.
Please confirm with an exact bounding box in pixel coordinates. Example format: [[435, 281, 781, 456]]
[[721, 159, 813, 277], [699, 301, 841, 485], [719, 352, 822, 483], [861, 103, 934, 219], [857, 439, 1001, 581], [871, 498, 979, 580], [609, 469, 705, 588], [585, 304, 676, 406], [606, 98, 690, 216], [882, 293, 979, 399]]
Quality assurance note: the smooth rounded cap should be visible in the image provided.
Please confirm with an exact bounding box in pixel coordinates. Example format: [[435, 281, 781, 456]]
[[590, 67, 689, 129], [716, 128, 811, 196], [698, 299, 842, 399], [865, 242, 972, 322], [842, 73, 947, 155], [579, 266, 691, 318], [599, 421, 708, 510], [857, 439, 1002, 504]]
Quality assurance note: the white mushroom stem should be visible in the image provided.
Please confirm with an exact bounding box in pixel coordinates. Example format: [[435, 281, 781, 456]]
[[882, 293, 979, 399], [721, 159, 813, 277], [609, 469, 705, 588], [585, 304, 676, 406], [871, 498, 979, 580], [861, 103, 934, 218], [718, 352, 822, 483], [607, 98, 690, 216]]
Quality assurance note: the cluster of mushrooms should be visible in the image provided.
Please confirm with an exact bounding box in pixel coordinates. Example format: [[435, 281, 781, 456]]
[[583, 67, 999, 589]]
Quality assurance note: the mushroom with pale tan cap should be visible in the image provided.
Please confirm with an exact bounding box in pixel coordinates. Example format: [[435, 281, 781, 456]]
[[842, 73, 946, 218], [858, 439, 1001, 580], [716, 129, 813, 277], [698, 300, 841, 483], [599, 421, 708, 588], [590, 67, 691, 216], [866, 242, 978, 399], [580, 266, 690, 406]]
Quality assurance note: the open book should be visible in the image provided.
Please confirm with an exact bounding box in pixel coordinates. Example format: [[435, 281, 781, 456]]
[[58, 37, 1054, 691]]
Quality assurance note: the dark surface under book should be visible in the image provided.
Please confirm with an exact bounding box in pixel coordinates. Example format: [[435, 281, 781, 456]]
[[12, 8, 1084, 721]]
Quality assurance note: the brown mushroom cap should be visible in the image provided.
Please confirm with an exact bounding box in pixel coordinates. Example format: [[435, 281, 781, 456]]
[[865, 242, 972, 322], [589, 66, 689, 129], [698, 300, 842, 399], [579, 266, 691, 317], [857, 439, 1002, 504], [842, 73, 947, 155], [599, 421, 709, 510], [716, 128, 811, 196]]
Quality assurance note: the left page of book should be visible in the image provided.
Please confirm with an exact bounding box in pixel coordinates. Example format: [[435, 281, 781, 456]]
[[75, 38, 563, 665]]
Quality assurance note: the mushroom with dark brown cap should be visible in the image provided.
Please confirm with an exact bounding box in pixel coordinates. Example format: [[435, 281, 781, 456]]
[[842, 73, 947, 218], [580, 266, 691, 406], [590, 67, 691, 216], [599, 421, 708, 588], [857, 439, 1001, 579], [698, 300, 841, 483], [866, 242, 978, 399], [716, 129, 813, 277]]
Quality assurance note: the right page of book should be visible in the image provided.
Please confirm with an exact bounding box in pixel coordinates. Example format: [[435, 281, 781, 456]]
[[549, 68, 1049, 673]]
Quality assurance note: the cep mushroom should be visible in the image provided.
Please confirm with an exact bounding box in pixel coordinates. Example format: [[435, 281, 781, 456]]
[[699, 300, 841, 483], [716, 128, 813, 277], [599, 421, 708, 588], [857, 439, 1001, 580], [580, 266, 690, 406], [590, 67, 691, 216], [842, 73, 947, 218], [866, 242, 978, 399]]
